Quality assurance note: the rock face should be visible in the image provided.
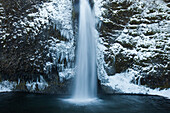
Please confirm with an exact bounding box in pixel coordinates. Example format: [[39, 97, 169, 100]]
[[0, 0, 170, 94], [0, 0, 75, 94], [0, 0, 47, 79], [97, 0, 170, 89]]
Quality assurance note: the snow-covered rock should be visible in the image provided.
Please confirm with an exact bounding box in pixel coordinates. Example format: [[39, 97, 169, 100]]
[[95, 0, 170, 98]]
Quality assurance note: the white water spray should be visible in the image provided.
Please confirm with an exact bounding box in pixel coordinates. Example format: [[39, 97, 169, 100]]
[[73, 0, 97, 100]]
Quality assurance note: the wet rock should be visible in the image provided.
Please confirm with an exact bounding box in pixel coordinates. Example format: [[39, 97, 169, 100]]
[[100, 84, 118, 94], [15, 82, 28, 92]]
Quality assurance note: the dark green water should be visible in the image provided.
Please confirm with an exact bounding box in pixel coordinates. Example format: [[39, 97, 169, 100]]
[[0, 93, 169, 113]]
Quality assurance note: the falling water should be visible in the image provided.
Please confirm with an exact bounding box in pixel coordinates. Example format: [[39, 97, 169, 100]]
[[73, 0, 97, 100]]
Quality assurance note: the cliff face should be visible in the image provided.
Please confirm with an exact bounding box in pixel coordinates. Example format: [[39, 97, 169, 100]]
[[0, 0, 170, 96], [96, 0, 170, 89], [0, 0, 75, 93], [0, 0, 47, 79]]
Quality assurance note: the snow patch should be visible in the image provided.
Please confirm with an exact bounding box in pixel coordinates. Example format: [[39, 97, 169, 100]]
[[104, 69, 170, 99], [0, 81, 17, 92]]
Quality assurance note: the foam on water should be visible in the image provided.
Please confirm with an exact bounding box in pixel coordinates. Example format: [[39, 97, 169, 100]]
[[61, 98, 101, 106]]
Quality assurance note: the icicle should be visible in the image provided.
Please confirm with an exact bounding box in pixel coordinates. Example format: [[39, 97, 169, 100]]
[[138, 76, 141, 86]]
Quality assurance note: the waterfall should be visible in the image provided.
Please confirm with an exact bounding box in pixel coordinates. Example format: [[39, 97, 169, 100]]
[[73, 0, 97, 99]]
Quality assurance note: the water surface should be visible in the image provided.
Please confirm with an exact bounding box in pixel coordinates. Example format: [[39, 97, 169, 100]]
[[0, 93, 169, 113]]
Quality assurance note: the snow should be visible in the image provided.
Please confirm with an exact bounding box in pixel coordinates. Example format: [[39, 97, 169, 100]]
[[97, 39, 109, 83], [0, 0, 169, 99], [38, 0, 75, 75], [104, 69, 170, 99], [95, 0, 170, 99], [37, 0, 73, 35], [0, 81, 17, 92], [94, 0, 110, 83], [94, 0, 105, 18]]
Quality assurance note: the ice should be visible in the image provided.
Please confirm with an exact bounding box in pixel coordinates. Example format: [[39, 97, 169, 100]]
[[0, 81, 17, 92]]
